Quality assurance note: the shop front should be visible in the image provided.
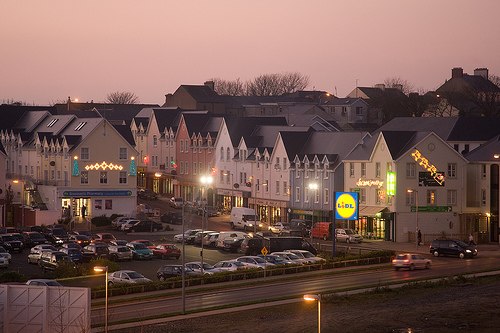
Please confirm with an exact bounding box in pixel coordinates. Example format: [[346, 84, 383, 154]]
[[354, 206, 393, 240], [251, 198, 287, 225]]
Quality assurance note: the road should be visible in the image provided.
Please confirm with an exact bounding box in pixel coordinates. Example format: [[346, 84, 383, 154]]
[[91, 253, 500, 327]]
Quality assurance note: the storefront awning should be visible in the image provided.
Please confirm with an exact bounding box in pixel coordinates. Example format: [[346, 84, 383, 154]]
[[359, 206, 388, 217]]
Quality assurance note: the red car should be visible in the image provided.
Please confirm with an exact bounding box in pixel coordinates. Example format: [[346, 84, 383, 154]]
[[131, 239, 156, 249], [152, 244, 181, 259]]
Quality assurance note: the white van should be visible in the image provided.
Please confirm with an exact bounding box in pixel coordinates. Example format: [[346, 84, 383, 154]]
[[230, 207, 262, 231], [216, 231, 248, 249]]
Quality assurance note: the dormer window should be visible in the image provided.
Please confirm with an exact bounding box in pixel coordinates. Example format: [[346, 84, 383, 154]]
[[47, 119, 59, 127], [74, 122, 87, 131], [153, 135, 158, 147]]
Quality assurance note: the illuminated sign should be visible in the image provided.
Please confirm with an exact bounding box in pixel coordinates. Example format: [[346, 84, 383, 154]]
[[386, 171, 396, 195], [84, 162, 124, 171], [335, 192, 359, 220], [411, 149, 445, 185], [356, 178, 384, 188]]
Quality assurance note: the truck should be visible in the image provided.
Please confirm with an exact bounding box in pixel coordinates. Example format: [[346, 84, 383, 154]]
[[230, 207, 263, 231], [240, 235, 317, 256]]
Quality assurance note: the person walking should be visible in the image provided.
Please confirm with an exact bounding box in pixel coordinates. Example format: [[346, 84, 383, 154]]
[[417, 229, 422, 246]]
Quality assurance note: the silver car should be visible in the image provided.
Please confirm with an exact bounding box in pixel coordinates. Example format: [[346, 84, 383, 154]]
[[27, 244, 57, 264], [107, 270, 152, 286]]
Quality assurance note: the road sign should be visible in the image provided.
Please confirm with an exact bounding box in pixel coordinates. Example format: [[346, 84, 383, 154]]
[[261, 247, 268, 256]]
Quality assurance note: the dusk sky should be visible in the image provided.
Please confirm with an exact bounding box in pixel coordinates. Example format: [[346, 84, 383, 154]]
[[1, 0, 499, 106]]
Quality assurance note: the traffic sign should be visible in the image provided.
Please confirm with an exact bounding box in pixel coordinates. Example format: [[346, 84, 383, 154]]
[[261, 247, 268, 256]]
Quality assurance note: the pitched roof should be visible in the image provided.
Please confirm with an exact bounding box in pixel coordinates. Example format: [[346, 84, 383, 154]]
[[112, 124, 135, 146], [225, 116, 288, 147], [466, 135, 500, 162], [53, 103, 159, 122], [178, 85, 225, 103], [0, 105, 55, 131]]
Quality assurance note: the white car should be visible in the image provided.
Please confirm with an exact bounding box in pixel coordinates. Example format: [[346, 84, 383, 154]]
[[268, 222, 288, 234], [0, 246, 12, 263], [27, 244, 58, 264], [112, 217, 135, 230], [392, 253, 432, 271], [236, 256, 275, 269], [285, 250, 325, 264], [174, 229, 202, 243], [120, 219, 140, 232], [185, 261, 220, 275], [271, 252, 307, 265], [107, 270, 152, 286], [213, 260, 248, 272], [26, 279, 62, 286]]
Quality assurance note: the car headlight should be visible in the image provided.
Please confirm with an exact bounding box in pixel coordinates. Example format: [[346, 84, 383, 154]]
[[466, 249, 471, 253]]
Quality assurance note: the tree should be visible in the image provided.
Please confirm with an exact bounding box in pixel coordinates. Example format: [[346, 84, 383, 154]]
[[490, 74, 500, 89], [211, 78, 245, 96], [383, 77, 415, 95], [106, 91, 139, 104]]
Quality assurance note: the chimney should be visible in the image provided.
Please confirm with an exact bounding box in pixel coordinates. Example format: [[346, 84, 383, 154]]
[[452, 67, 463, 78], [374, 84, 385, 90], [474, 68, 489, 80], [204, 80, 215, 90], [164, 93, 172, 106]]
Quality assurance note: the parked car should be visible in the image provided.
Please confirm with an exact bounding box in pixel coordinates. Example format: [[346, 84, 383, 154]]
[[0, 256, 8, 268], [27, 244, 57, 264], [111, 216, 136, 230], [138, 188, 158, 200], [174, 229, 202, 243], [156, 265, 197, 280], [26, 279, 62, 286], [59, 247, 84, 263], [429, 239, 478, 259], [236, 256, 275, 269], [152, 244, 181, 259], [222, 237, 246, 253], [93, 233, 117, 244], [193, 231, 216, 246], [107, 270, 152, 286], [120, 219, 140, 232], [0, 227, 18, 234], [126, 242, 154, 260], [38, 251, 74, 271], [45, 228, 69, 246], [169, 197, 184, 209], [336, 228, 363, 244], [285, 250, 325, 264], [185, 261, 220, 275], [0, 234, 24, 253], [128, 220, 163, 233], [270, 252, 307, 265], [82, 243, 109, 259], [213, 260, 248, 272], [68, 234, 91, 247], [161, 211, 183, 225], [110, 239, 128, 246], [107, 245, 133, 261], [257, 254, 294, 266], [0, 246, 12, 263], [202, 232, 219, 247], [392, 253, 432, 270], [22, 232, 48, 247], [197, 206, 220, 217], [61, 242, 82, 251], [132, 239, 156, 249], [216, 231, 248, 249], [268, 222, 289, 234]]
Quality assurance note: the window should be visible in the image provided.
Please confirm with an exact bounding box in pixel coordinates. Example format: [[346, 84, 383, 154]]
[[100, 172, 108, 184], [276, 181, 280, 194], [81, 147, 89, 160], [453, 144, 459, 152], [464, 144, 470, 153], [304, 187, 309, 203], [349, 163, 355, 177], [226, 148, 230, 161], [314, 188, 319, 203], [264, 180, 269, 192], [153, 135, 158, 147], [356, 106, 363, 115], [119, 148, 127, 160], [387, 195, 393, 205], [119, 171, 127, 184], [74, 121, 87, 131], [295, 187, 300, 202], [359, 188, 366, 203], [361, 163, 366, 177], [406, 191, 415, 206], [375, 162, 381, 178], [481, 164, 487, 178], [481, 189, 486, 206], [275, 157, 280, 169], [447, 163, 457, 178], [387, 162, 392, 172], [283, 181, 288, 195], [406, 162, 416, 178], [193, 162, 198, 175], [81, 171, 89, 184], [283, 158, 287, 170], [220, 170, 224, 182], [426, 190, 436, 205], [256, 179, 260, 192], [50, 170, 55, 180], [375, 189, 382, 204], [324, 188, 329, 204], [447, 190, 457, 205], [220, 147, 224, 161], [180, 140, 184, 152]]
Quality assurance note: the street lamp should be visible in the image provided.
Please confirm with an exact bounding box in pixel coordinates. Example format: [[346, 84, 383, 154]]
[[94, 266, 109, 333], [303, 294, 321, 333], [12, 180, 25, 228], [200, 175, 213, 275], [308, 183, 319, 243], [407, 189, 419, 249]]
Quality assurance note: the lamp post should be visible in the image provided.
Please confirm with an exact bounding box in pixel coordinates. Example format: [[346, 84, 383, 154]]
[[308, 183, 319, 243], [303, 294, 321, 333], [12, 180, 25, 228], [181, 202, 186, 314], [94, 266, 108, 333], [200, 175, 213, 275], [407, 189, 419, 249]]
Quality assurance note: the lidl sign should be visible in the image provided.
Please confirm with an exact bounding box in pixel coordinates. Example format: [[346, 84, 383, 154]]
[[335, 192, 359, 220]]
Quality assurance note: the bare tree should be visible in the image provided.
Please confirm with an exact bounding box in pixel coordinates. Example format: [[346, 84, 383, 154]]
[[106, 91, 139, 104], [211, 78, 245, 96], [245, 72, 309, 96], [490, 74, 500, 88], [383, 77, 415, 95]]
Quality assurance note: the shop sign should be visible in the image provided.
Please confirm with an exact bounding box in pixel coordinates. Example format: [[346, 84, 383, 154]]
[[335, 192, 359, 220], [411, 206, 452, 212], [356, 178, 384, 188], [411, 149, 445, 185], [386, 171, 396, 196], [62, 190, 132, 197]]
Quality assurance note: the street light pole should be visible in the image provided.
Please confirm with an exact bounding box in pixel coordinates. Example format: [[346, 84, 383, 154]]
[[94, 266, 108, 333], [200, 175, 213, 276], [13, 180, 25, 228], [408, 189, 419, 250], [303, 294, 321, 333], [181, 202, 186, 314]]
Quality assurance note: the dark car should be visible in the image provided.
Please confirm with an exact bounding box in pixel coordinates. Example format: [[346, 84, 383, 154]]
[[0, 234, 24, 253], [82, 243, 109, 259], [45, 228, 69, 246], [160, 212, 183, 225], [429, 239, 478, 259], [68, 234, 91, 247], [197, 206, 220, 217], [22, 232, 48, 247], [138, 188, 158, 200], [39, 251, 74, 271], [223, 237, 245, 253], [129, 220, 163, 233], [59, 247, 84, 263], [156, 265, 197, 281]]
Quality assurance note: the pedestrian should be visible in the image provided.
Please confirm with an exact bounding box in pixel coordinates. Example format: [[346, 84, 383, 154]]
[[469, 233, 475, 246], [81, 204, 87, 218], [417, 229, 422, 246]]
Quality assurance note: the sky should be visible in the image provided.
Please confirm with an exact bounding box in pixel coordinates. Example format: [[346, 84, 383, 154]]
[[1, 0, 500, 106]]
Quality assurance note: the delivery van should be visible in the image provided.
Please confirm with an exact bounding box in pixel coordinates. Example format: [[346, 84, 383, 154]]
[[311, 222, 332, 240], [230, 207, 262, 231]]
